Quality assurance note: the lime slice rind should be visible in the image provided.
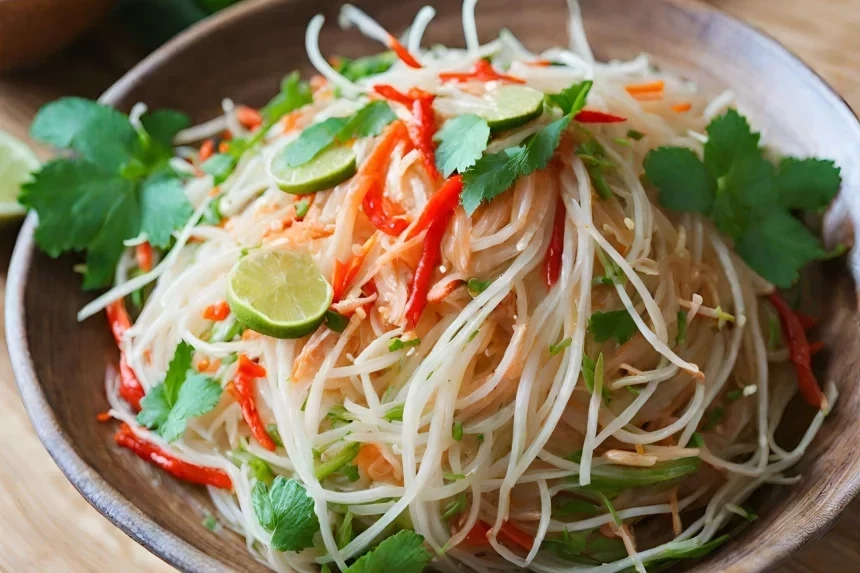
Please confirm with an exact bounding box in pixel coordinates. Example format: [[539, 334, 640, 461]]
[[475, 85, 545, 132], [227, 250, 333, 339], [268, 144, 357, 195], [0, 130, 39, 223]]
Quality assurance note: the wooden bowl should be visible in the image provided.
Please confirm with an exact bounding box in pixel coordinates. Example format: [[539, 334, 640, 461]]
[[7, 0, 860, 571], [0, 0, 115, 72]]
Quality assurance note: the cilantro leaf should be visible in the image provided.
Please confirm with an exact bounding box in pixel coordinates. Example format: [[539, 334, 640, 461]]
[[202, 153, 237, 185], [30, 97, 121, 148], [159, 373, 222, 442], [19, 159, 139, 287], [644, 147, 715, 213], [137, 342, 222, 442], [735, 210, 826, 287], [703, 109, 760, 177], [333, 52, 397, 82], [461, 115, 571, 215], [252, 477, 320, 552], [576, 138, 614, 200], [261, 72, 313, 125], [340, 100, 397, 140], [588, 310, 637, 345], [73, 113, 140, 173], [139, 170, 193, 248], [141, 109, 190, 150], [434, 114, 490, 177], [345, 530, 432, 573], [775, 157, 842, 210], [547, 80, 592, 116]]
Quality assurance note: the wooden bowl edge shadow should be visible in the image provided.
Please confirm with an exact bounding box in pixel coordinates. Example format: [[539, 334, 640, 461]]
[[5, 0, 860, 572]]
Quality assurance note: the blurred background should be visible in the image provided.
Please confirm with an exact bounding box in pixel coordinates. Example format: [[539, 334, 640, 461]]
[[0, 0, 858, 571]]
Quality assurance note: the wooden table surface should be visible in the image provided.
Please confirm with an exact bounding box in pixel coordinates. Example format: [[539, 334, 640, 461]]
[[1, 1, 859, 571]]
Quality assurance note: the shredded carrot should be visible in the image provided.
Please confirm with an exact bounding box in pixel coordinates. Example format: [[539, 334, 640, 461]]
[[209, 186, 220, 197], [236, 105, 263, 130], [387, 33, 422, 68], [135, 242, 153, 272], [96, 412, 112, 423], [671, 102, 693, 113], [203, 300, 230, 321], [310, 74, 328, 92], [356, 120, 412, 235], [220, 130, 233, 140], [527, 59, 553, 67], [242, 329, 261, 341], [625, 80, 664, 98], [218, 141, 230, 154], [281, 110, 303, 133], [199, 139, 215, 162], [197, 358, 211, 372]]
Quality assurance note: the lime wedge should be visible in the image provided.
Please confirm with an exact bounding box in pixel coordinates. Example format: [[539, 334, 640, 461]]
[[0, 130, 39, 222], [227, 250, 333, 339], [268, 145, 356, 195], [476, 85, 545, 131]]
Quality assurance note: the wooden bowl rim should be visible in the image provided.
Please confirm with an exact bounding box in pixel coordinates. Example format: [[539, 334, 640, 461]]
[[6, 0, 860, 571]]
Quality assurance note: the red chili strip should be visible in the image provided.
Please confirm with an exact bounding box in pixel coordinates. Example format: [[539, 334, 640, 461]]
[[809, 340, 825, 355], [768, 293, 826, 409], [574, 110, 628, 124], [230, 355, 276, 451], [794, 310, 818, 330], [387, 34, 422, 68], [404, 208, 453, 327], [543, 197, 566, 289], [439, 60, 525, 84], [106, 300, 145, 411], [408, 175, 463, 240], [332, 255, 364, 303], [135, 242, 153, 272], [358, 120, 412, 236], [199, 139, 215, 162], [462, 520, 535, 551], [203, 300, 230, 321], [373, 85, 439, 180], [236, 105, 263, 130], [115, 423, 233, 489], [373, 84, 415, 107]]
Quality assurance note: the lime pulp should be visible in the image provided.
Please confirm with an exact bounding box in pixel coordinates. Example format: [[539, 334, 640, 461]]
[[268, 145, 356, 195], [475, 85, 545, 131], [227, 250, 333, 339], [0, 130, 39, 222]]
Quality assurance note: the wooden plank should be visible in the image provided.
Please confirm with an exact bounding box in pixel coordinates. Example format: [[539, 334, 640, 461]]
[[0, 1, 857, 570]]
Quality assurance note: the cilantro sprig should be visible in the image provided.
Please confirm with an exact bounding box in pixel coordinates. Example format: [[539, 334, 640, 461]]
[[588, 309, 637, 345], [137, 341, 222, 442], [21, 98, 193, 289], [252, 476, 320, 552], [434, 114, 491, 178], [644, 109, 841, 287], [344, 530, 432, 573]]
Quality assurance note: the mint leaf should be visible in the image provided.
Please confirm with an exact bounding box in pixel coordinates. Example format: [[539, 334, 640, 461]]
[[644, 147, 715, 213], [588, 310, 637, 345], [547, 80, 592, 116], [30, 97, 120, 148], [268, 477, 320, 552], [703, 109, 760, 177], [434, 114, 490, 177], [461, 115, 571, 215], [141, 109, 190, 151], [735, 210, 826, 287], [775, 157, 842, 210], [159, 373, 222, 442], [139, 170, 193, 248], [340, 100, 397, 140], [333, 52, 398, 82], [261, 72, 313, 125], [345, 530, 432, 573]]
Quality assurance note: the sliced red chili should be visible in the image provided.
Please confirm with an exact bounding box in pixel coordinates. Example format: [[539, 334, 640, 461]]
[[106, 299, 145, 411], [404, 207, 454, 327], [231, 355, 276, 451], [543, 197, 566, 288], [115, 423, 233, 489], [236, 105, 263, 130], [461, 520, 535, 551], [574, 110, 628, 124], [768, 293, 826, 409], [373, 85, 439, 181], [387, 34, 422, 68], [203, 300, 230, 321], [357, 120, 412, 236], [408, 175, 463, 240], [135, 242, 153, 272], [439, 60, 525, 84]]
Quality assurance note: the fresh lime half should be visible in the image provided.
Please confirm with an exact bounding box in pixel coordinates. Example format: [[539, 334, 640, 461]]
[[476, 85, 545, 131], [268, 144, 356, 195], [227, 249, 333, 339], [0, 130, 39, 222]]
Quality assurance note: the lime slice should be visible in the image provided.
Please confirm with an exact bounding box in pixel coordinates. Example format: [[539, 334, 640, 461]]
[[268, 145, 356, 195], [476, 85, 545, 131], [0, 130, 39, 222], [227, 250, 333, 339]]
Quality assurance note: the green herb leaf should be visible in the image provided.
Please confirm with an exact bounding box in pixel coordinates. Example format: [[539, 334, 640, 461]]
[[202, 153, 237, 185], [267, 424, 284, 447], [139, 170, 193, 248], [389, 337, 421, 352], [434, 114, 491, 178], [30, 97, 116, 148], [580, 458, 701, 491], [547, 80, 592, 116], [644, 147, 716, 213], [775, 157, 842, 210], [550, 337, 572, 356], [252, 477, 320, 552], [325, 310, 350, 333], [315, 442, 361, 481], [467, 277, 492, 297], [384, 403, 405, 421], [158, 373, 222, 442], [344, 530, 432, 573], [461, 115, 571, 215], [340, 100, 398, 140], [140, 109, 190, 151], [333, 52, 398, 82], [441, 492, 468, 519], [327, 405, 355, 427], [627, 129, 645, 141], [588, 310, 637, 345], [704, 109, 760, 178], [295, 198, 311, 220], [261, 72, 313, 125], [598, 492, 622, 527]]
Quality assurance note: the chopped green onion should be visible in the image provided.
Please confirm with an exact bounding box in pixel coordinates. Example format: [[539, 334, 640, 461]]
[[690, 431, 705, 448], [295, 198, 310, 220], [327, 405, 354, 427], [266, 424, 284, 447], [325, 310, 349, 333], [467, 277, 492, 297], [389, 337, 420, 352], [443, 472, 465, 481], [702, 406, 725, 431], [598, 492, 622, 527], [452, 421, 464, 442], [315, 442, 360, 481], [340, 464, 360, 482], [202, 515, 218, 531], [467, 329, 480, 342], [550, 337, 572, 356], [726, 389, 742, 401], [383, 403, 404, 421], [441, 492, 468, 520], [336, 511, 354, 549], [627, 129, 645, 140], [676, 310, 688, 346]]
